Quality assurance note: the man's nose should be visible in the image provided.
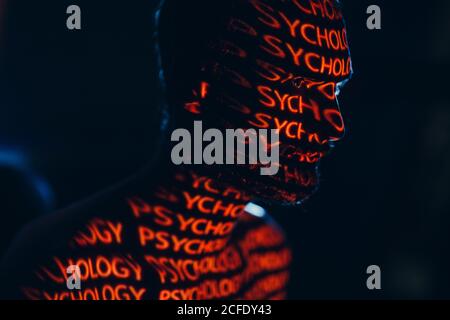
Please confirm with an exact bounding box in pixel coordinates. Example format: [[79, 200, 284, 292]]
[[323, 97, 346, 143]]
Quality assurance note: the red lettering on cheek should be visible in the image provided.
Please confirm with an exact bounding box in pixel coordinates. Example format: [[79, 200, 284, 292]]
[[316, 27, 330, 49], [317, 82, 336, 100], [308, 132, 328, 145], [328, 29, 341, 50], [320, 56, 333, 75], [319, 56, 352, 77], [301, 24, 317, 46], [305, 52, 320, 73], [286, 122, 299, 139], [274, 90, 290, 111], [285, 43, 304, 66], [323, 108, 345, 132], [299, 97, 321, 122], [287, 95, 298, 114], [256, 85, 324, 122], [333, 58, 343, 77], [274, 117, 288, 133]]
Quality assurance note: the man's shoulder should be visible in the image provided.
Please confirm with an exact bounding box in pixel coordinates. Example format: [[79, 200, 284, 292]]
[[1, 189, 129, 280], [0, 190, 152, 299]]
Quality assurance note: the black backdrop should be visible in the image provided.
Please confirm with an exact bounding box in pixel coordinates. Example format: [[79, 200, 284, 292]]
[[1, 1, 449, 299]]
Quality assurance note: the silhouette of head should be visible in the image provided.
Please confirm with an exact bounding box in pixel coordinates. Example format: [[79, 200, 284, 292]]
[[157, 0, 352, 205], [157, 0, 353, 206]]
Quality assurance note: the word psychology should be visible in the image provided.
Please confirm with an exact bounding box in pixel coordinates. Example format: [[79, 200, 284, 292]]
[[251, 0, 352, 79], [27, 285, 146, 300], [39, 255, 143, 283]]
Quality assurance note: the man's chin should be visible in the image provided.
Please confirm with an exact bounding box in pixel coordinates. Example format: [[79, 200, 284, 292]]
[[215, 163, 321, 207], [244, 176, 320, 207]]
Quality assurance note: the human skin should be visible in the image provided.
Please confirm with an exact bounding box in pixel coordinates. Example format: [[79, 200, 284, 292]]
[[0, 0, 351, 300], [2, 165, 291, 300], [160, 0, 352, 205]]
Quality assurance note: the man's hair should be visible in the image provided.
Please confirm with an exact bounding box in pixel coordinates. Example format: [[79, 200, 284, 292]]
[[155, 0, 344, 104], [156, 0, 229, 101]]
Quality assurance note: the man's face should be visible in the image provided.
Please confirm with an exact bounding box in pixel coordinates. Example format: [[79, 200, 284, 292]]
[[183, 0, 353, 205]]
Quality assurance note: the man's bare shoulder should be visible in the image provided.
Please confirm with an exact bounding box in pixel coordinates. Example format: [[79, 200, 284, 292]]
[[0, 187, 134, 294]]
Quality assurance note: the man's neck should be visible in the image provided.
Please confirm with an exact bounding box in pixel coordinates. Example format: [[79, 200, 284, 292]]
[[125, 163, 253, 253]]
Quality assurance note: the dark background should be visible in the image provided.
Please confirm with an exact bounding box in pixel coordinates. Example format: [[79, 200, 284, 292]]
[[1, 1, 449, 299]]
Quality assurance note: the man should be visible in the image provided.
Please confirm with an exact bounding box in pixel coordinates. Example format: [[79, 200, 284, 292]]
[[0, 0, 352, 299]]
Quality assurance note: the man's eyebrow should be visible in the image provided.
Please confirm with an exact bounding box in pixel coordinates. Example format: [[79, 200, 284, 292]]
[[338, 78, 351, 87], [335, 78, 351, 96], [303, 76, 347, 86]]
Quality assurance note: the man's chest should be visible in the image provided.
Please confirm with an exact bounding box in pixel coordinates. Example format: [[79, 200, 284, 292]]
[[20, 216, 291, 300]]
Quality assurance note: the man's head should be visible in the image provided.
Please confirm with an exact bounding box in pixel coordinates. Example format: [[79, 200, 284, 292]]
[[157, 0, 352, 205]]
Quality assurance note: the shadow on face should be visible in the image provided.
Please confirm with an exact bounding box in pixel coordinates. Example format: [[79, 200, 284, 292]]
[[158, 0, 353, 205]]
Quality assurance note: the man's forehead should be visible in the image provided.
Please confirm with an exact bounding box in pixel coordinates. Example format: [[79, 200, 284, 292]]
[[236, 0, 352, 83], [291, 0, 343, 21], [247, 0, 344, 22]]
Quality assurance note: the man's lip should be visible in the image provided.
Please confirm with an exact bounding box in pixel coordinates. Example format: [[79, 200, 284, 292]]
[[282, 143, 333, 164]]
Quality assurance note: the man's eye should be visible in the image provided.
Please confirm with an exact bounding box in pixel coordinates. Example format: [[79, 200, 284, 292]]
[[335, 84, 341, 96], [335, 79, 350, 97], [335, 82, 344, 96], [291, 77, 304, 89]]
